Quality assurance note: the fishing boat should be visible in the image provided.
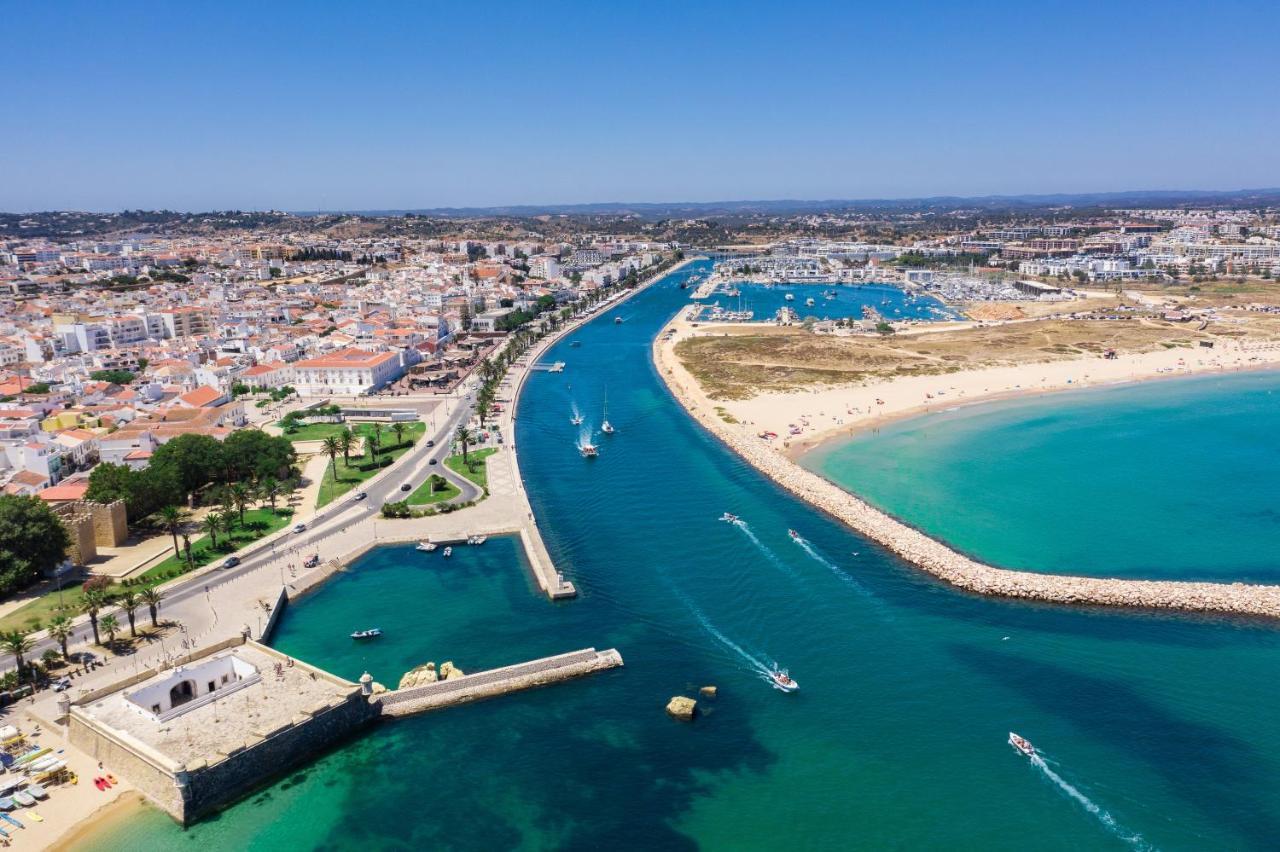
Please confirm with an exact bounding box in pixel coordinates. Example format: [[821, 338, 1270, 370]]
[[350, 628, 383, 640], [416, 540, 437, 552], [769, 668, 799, 692], [719, 512, 740, 523], [1008, 732, 1036, 757], [443, 546, 453, 557], [579, 442, 598, 458], [788, 529, 801, 542]]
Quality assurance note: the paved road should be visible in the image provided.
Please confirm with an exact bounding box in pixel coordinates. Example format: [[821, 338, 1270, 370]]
[[8, 380, 484, 670]]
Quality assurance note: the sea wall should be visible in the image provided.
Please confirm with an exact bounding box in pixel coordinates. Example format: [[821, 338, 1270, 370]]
[[653, 328, 1280, 621]]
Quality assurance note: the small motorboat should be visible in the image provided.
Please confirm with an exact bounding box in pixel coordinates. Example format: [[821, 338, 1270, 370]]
[[416, 540, 437, 552], [24, 784, 46, 801], [1009, 732, 1036, 757], [350, 628, 383, 640], [443, 547, 453, 557], [769, 668, 799, 692], [614, 316, 624, 324], [12, 791, 34, 808], [570, 340, 582, 347], [0, 798, 13, 812], [601, 420, 614, 434], [788, 529, 801, 542], [467, 535, 487, 545], [579, 442, 598, 458], [719, 512, 739, 523], [571, 414, 583, 426]]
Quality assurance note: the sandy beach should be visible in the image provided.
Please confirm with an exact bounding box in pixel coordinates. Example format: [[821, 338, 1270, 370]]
[[654, 316, 1280, 619]]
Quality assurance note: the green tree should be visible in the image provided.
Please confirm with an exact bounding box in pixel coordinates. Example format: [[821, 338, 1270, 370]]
[[202, 513, 221, 548], [119, 591, 139, 637], [140, 588, 163, 627], [337, 428, 355, 465], [100, 614, 120, 645], [83, 589, 107, 645], [455, 425, 474, 462], [157, 504, 188, 558], [151, 434, 226, 502], [321, 436, 341, 482], [86, 462, 181, 522], [48, 615, 73, 660], [259, 476, 282, 512], [222, 429, 296, 482], [89, 369, 136, 385], [0, 632, 33, 683], [0, 495, 72, 595], [228, 482, 252, 526], [392, 421, 407, 448]]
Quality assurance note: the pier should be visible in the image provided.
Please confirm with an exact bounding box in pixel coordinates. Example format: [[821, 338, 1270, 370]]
[[379, 648, 623, 717]]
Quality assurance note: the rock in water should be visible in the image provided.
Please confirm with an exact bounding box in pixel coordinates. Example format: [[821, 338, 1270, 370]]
[[699, 685, 717, 698], [398, 662, 439, 689], [666, 696, 697, 720], [440, 661, 466, 680]]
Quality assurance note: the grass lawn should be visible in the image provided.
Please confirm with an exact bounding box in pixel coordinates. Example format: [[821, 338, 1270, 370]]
[[315, 422, 426, 508], [445, 448, 498, 490], [140, 506, 296, 581], [277, 421, 350, 442], [0, 506, 295, 635], [407, 475, 460, 505]]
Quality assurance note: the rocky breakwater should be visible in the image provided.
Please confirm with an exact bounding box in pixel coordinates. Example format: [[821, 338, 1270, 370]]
[[654, 326, 1280, 622]]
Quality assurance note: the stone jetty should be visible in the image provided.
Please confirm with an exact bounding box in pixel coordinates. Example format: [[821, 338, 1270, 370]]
[[654, 327, 1280, 622]]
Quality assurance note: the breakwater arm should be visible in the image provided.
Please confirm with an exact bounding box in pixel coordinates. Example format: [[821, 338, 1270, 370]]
[[653, 321, 1280, 622]]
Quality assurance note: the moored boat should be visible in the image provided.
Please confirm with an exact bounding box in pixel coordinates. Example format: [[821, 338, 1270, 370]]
[[443, 546, 453, 557], [351, 628, 383, 640], [415, 540, 437, 552], [1008, 732, 1035, 757], [11, 792, 34, 808], [467, 535, 487, 545]]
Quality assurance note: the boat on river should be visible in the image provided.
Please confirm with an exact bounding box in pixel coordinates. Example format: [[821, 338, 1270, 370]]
[[769, 668, 798, 692], [1008, 732, 1036, 757], [351, 628, 383, 640], [719, 512, 739, 523], [416, 540, 437, 552]]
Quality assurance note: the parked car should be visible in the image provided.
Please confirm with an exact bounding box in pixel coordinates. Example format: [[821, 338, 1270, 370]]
[[222, 556, 241, 569], [52, 677, 72, 692]]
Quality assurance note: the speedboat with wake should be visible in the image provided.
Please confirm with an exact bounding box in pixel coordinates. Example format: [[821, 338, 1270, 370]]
[[788, 529, 801, 542], [719, 512, 740, 523], [571, 413, 583, 426], [769, 667, 799, 692], [580, 441, 598, 458], [1008, 732, 1035, 757]]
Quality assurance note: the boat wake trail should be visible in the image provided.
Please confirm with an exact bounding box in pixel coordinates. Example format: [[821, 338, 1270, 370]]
[[732, 520, 796, 577], [1028, 752, 1152, 850], [670, 586, 775, 681], [790, 533, 875, 599]]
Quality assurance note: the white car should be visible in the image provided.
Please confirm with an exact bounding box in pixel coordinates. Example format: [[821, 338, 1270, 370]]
[[293, 523, 307, 533]]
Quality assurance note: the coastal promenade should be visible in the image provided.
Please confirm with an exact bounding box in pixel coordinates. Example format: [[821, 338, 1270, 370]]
[[654, 319, 1280, 622]]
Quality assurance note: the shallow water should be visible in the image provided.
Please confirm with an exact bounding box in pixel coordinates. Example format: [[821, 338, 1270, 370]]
[[692, 281, 958, 323], [803, 371, 1280, 581], [92, 262, 1280, 850]]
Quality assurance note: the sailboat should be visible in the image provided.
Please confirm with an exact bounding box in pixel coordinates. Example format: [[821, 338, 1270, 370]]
[[601, 387, 615, 434]]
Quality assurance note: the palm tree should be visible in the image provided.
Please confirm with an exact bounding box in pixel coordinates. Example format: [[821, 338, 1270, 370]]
[[1, 632, 33, 683], [140, 588, 163, 628], [48, 615, 73, 660], [456, 425, 474, 462], [321, 436, 341, 482], [120, 591, 139, 638], [218, 510, 237, 542], [259, 476, 282, 512], [337, 428, 355, 465], [158, 504, 188, 558], [228, 482, 251, 527], [392, 421, 407, 448], [182, 532, 194, 570], [83, 590, 106, 646], [370, 422, 384, 456], [202, 513, 221, 548], [100, 614, 120, 646]]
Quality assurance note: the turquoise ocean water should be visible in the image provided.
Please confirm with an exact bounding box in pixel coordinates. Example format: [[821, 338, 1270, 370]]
[[92, 261, 1280, 850]]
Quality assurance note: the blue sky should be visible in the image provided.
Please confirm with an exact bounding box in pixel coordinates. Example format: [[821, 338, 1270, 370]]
[[3, 0, 1278, 211]]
